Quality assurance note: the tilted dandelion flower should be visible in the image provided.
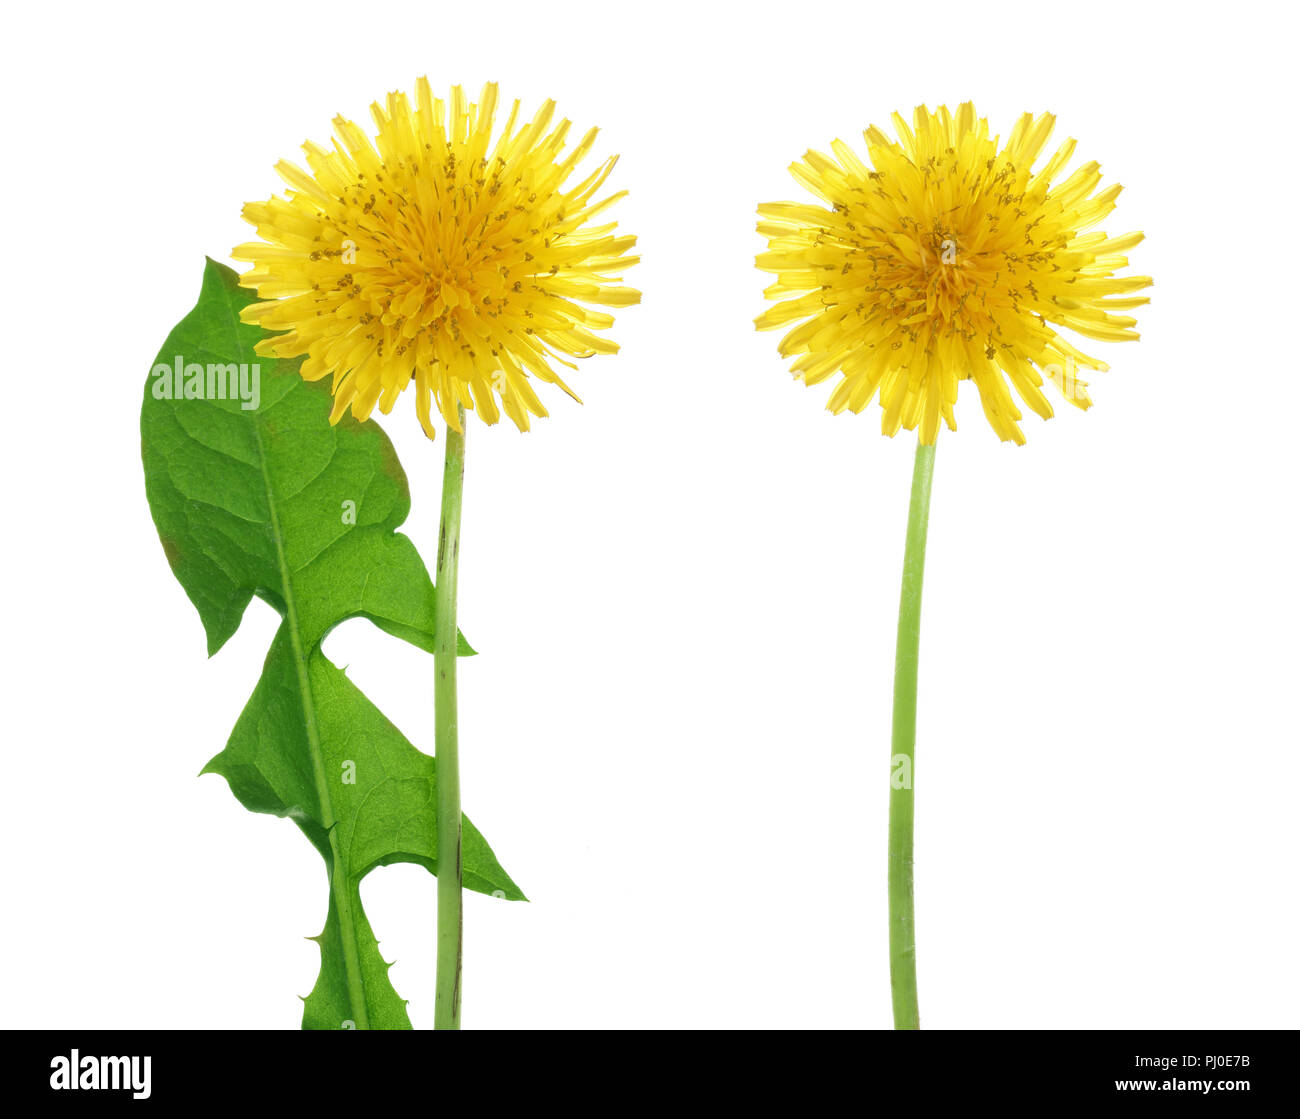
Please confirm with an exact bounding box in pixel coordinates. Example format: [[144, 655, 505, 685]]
[[233, 79, 640, 438], [755, 104, 1151, 444]]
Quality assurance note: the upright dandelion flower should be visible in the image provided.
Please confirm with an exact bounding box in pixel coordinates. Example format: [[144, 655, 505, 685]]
[[234, 79, 639, 439], [755, 106, 1150, 1029], [756, 103, 1150, 444], [235, 80, 639, 1030]]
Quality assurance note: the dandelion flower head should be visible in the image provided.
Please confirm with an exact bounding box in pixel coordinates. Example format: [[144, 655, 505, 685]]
[[234, 79, 640, 437], [756, 104, 1151, 443]]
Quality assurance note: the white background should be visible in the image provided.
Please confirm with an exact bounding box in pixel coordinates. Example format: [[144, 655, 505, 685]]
[[3, 0, 1297, 1030]]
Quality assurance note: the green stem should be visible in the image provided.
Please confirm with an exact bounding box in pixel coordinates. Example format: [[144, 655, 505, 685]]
[[888, 437, 936, 1030], [434, 411, 466, 1031]]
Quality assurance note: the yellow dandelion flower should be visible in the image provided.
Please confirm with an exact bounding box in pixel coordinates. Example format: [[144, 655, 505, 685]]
[[755, 104, 1152, 444], [233, 79, 640, 438]]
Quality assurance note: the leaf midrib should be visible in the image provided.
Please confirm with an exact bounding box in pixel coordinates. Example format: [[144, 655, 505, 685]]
[[217, 278, 372, 1030]]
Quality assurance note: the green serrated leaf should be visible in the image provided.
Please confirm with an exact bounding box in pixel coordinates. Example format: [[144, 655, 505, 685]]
[[141, 258, 473, 659], [206, 630, 523, 1029], [142, 259, 520, 1030]]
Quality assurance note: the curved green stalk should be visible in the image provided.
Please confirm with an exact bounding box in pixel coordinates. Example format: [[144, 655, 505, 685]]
[[434, 412, 466, 1030], [889, 437, 936, 1030]]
